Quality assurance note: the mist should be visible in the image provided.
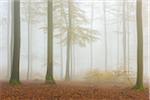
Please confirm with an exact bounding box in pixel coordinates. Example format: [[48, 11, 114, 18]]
[[0, 0, 149, 83]]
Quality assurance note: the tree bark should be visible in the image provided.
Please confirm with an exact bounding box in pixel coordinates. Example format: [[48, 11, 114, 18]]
[[65, 0, 72, 80], [7, 0, 11, 78], [9, 0, 21, 85], [126, 1, 130, 74], [27, 0, 32, 80], [46, 0, 55, 84], [117, 4, 120, 70], [60, 31, 63, 79], [122, 0, 127, 73], [134, 0, 144, 89], [103, 1, 108, 72]]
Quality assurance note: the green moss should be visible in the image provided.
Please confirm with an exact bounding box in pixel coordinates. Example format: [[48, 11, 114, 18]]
[[133, 85, 144, 91], [9, 79, 21, 85], [46, 75, 55, 84], [46, 75, 53, 80]]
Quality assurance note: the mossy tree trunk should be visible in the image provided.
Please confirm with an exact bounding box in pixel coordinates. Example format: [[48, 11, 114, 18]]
[[134, 0, 144, 90], [9, 0, 21, 85], [46, 0, 55, 84]]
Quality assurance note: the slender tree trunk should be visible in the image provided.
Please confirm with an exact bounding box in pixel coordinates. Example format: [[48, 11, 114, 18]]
[[90, 1, 94, 70], [70, 43, 75, 79], [72, 45, 75, 78], [60, 33, 63, 79], [103, 1, 108, 72], [134, 0, 144, 89], [46, 0, 55, 84], [65, 36, 71, 80], [7, 0, 11, 78], [65, 0, 72, 80], [71, 14, 75, 79], [60, 0, 64, 80], [117, 5, 120, 70], [59, 0, 68, 80], [60, 0, 70, 80], [117, 30, 120, 69], [27, 0, 31, 80], [127, 1, 130, 74], [9, 0, 14, 79], [70, 45, 73, 79], [9, 0, 21, 85], [122, 1, 127, 73]]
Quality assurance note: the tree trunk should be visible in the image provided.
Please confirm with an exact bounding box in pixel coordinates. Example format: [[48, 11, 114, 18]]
[[122, 1, 127, 73], [127, 1, 130, 74], [70, 44, 75, 79], [9, 0, 21, 85], [134, 0, 144, 89], [59, 0, 64, 80], [117, 5, 120, 70], [60, 32, 63, 79], [7, 0, 11, 78], [72, 45, 75, 78], [65, 0, 72, 80], [27, 0, 32, 80], [103, 1, 108, 72], [65, 35, 71, 80], [46, 0, 55, 84]]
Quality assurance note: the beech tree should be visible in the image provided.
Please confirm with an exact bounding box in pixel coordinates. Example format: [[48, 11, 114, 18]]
[[122, 0, 127, 73], [45, 0, 55, 84], [103, 0, 108, 72], [27, 0, 32, 80], [9, 0, 21, 85], [53, 0, 98, 80], [65, 0, 98, 80], [134, 0, 144, 90]]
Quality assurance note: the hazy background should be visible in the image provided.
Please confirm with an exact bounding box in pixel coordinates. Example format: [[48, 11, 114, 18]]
[[0, 0, 149, 82]]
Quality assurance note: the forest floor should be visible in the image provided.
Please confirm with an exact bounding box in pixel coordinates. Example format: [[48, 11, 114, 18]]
[[0, 81, 149, 100]]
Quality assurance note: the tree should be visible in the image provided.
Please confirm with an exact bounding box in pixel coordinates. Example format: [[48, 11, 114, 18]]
[[134, 0, 144, 90], [27, 0, 32, 80], [59, 2, 64, 79], [45, 0, 55, 84], [65, 0, 72, 80], [103, 0, 108, 72], [7, 1, 11, 78], [59, 28, 64, 79], [122, 0, 127, 73], [9, 0, 21, 85], [65, 0, 98, 80], [126, 0, 130, 74], [52, 0, 98, 80], [116, 2, 121, 70]]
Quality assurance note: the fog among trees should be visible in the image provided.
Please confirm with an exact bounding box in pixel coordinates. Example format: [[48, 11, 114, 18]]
[[0, 0, 149, 88]]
